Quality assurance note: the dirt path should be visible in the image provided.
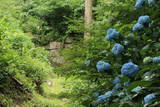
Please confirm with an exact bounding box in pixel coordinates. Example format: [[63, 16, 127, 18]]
[[25, 75, 76, 107], [42, 77, 71, 107]]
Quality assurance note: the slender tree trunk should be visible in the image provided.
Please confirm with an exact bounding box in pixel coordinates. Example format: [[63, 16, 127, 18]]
[[84, 0, 93, 39]]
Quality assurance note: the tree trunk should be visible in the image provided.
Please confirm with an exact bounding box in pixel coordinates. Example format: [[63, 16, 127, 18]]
[[84, 0, 93, 39]]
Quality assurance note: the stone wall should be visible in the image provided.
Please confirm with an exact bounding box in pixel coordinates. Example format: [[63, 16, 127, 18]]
[[46, 37, 73, 64]]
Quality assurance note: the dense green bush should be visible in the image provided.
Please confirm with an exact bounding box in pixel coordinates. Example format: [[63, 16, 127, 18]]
[[0, 19, 52, 106], [59, 0, 160, 106], [21, 0, 84, 45]]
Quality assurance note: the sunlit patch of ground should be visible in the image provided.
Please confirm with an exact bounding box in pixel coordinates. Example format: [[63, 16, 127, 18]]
[[23, 74, 81, 107]]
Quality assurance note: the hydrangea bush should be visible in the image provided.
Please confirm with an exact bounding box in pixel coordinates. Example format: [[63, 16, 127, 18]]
[[91, 0, 160, 106], [60, 0, 160, 106]]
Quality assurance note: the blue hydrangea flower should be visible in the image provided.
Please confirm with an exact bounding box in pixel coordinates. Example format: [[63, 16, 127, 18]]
[[105, 28, 119, 41], [113, 83, 121, 90], [124, 81, 130, 86], [135, 0, 145, 9], [95, 91, 113, 104], [104, 91, 113, 98], [132, 23, 144, 32], [111, 89, 118, 93], [113, 77, 121, 85], [143, 93, 156, 104], [96, 61, 111, 72], [95, 95, 105, 104], [131, 86, 143, 93], [121, 62, 139, 77], [138, 15, 150, 25], [111, 43, 124, 56], [148, 0, 156, 5], [152, 56, 160, 63]]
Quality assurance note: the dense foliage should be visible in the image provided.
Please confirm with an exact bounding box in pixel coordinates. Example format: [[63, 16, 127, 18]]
[[59, 0, 160, 106], [0, 19, 52, 106], [1, 0, 160, 106], [21, 0, 84, 45]]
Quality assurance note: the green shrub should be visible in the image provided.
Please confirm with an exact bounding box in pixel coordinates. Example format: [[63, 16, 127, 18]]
[[0, 19, 52, 105]]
